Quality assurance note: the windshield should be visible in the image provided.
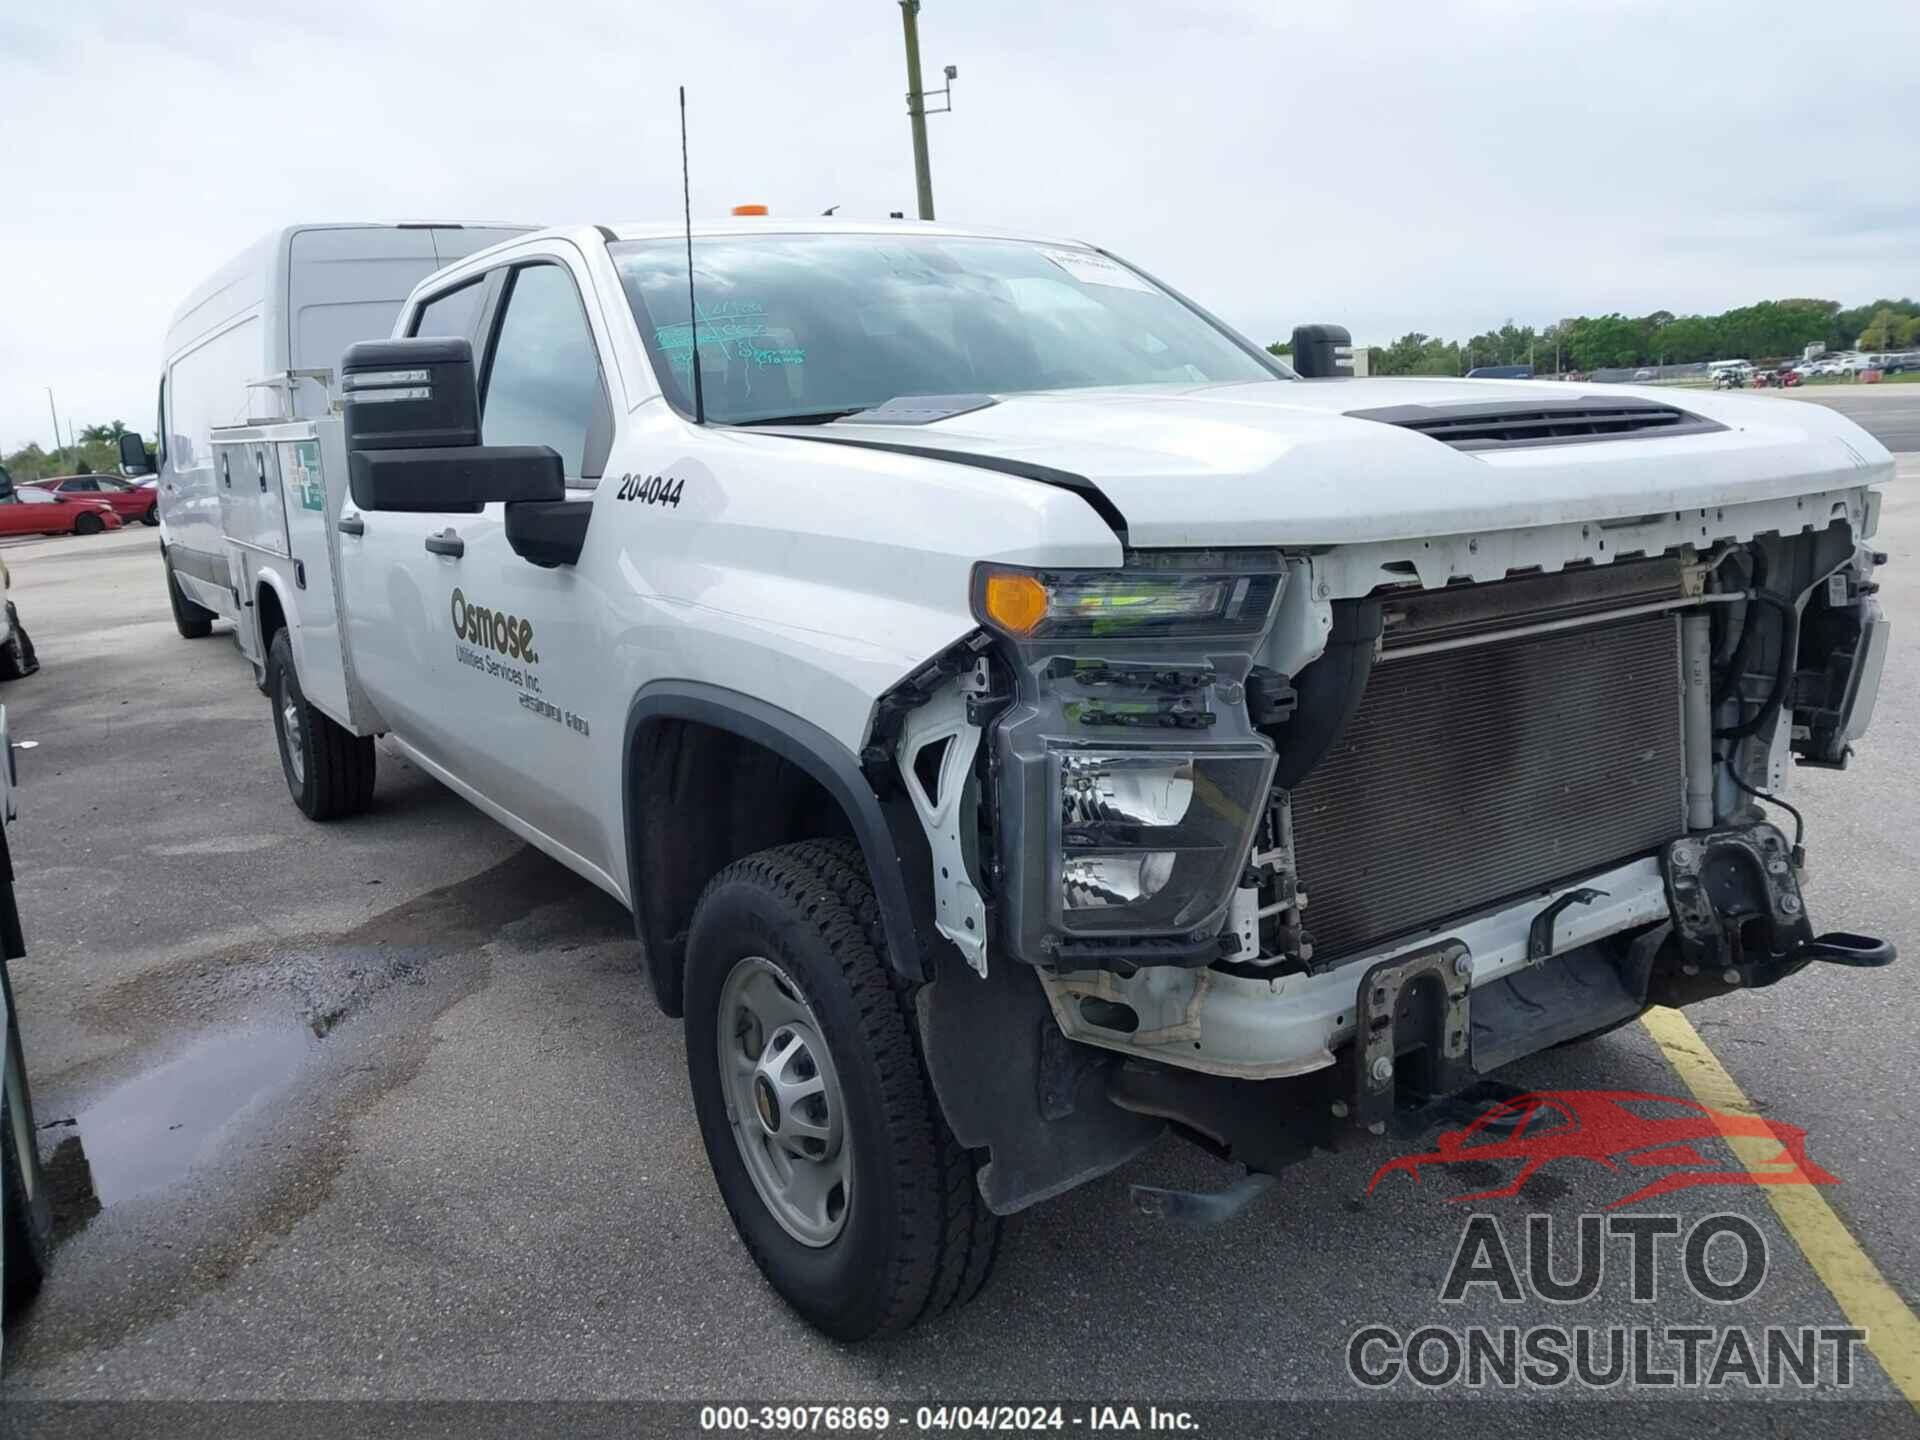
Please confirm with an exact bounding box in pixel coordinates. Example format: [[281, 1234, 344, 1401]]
[[610, 234, 1287, 424]]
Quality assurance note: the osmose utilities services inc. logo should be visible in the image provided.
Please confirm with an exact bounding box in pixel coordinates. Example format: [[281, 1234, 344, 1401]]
[[1366, 1088, 1837, 1209]]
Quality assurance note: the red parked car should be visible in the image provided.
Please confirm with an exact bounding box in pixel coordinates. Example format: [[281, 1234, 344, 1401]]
[[1, 488, 123, 537], [37, 474, 157, 526]]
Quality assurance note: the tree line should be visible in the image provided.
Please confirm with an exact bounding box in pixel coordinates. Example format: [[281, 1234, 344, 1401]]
[[1271, 298, 1920, 377], [13, 294, 1920, 466], [1, 422, 132, 482]]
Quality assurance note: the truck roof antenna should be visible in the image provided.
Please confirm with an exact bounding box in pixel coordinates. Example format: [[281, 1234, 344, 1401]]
[[679, 85, 706, 425]]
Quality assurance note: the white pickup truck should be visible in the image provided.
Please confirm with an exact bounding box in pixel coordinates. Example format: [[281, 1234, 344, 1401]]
[[122, 218, 1895, 1340]]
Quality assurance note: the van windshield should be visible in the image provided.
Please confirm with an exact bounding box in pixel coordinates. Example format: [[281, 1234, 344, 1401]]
[[610, 234, 1287, 425]]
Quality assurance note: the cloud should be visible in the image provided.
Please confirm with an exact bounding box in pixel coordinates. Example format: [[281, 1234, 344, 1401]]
[[3, 0, 1916, 445]]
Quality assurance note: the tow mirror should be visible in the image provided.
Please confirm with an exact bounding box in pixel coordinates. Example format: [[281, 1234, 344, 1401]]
[[118, 431, 155, 475], [1291, 324, 1355, 379], [341, 337, 564, 515]]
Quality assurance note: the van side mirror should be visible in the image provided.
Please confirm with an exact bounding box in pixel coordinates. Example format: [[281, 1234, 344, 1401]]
[[341, 337, 564, 515], [1291, 324, 1355, 379], [118, 432, 155, 475]]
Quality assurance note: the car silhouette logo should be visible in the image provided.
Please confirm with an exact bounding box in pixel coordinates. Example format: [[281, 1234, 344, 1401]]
[[1367, 1089, 1837, 1208]]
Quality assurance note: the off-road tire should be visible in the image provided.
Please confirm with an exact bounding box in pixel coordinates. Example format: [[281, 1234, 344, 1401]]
[[3, 963, 51, 1317], [267, 629, 374, 821], [72, 512, 103, 537], [684, 838, 1000, 1340], [164, 551, 215, 639]]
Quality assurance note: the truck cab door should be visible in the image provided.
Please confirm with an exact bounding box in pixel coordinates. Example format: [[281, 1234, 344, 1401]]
[[347, 254, 621, 886]]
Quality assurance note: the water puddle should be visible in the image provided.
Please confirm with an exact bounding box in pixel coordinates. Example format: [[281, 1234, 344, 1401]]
[[70, 1026, 318, 1205]]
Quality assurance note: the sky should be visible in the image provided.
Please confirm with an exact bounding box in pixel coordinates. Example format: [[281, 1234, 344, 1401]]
[[4, 0, 1917, 451]]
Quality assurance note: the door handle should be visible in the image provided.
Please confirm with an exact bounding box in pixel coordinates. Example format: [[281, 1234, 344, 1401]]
[[338, 515, 365, 536], [424, 529, 464, 558]]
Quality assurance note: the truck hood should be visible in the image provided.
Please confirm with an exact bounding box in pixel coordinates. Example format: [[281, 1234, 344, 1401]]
[[818, 378, 1895, 547]]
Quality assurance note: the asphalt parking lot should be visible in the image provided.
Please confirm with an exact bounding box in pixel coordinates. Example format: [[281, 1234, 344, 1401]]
[[1777, 381, 1920, 454], [1, 393, 1917, 1429]]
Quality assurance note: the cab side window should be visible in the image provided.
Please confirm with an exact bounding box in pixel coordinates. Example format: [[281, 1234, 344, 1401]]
[[155, 376, 169, 470], [410, 279, 486, 343], [480, 263, 611, 482]]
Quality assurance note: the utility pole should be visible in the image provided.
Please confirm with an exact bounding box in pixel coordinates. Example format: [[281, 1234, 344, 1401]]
[[45, 387, 64, 468], [900, 2, 935, 220], [899, 2, 957, 221]]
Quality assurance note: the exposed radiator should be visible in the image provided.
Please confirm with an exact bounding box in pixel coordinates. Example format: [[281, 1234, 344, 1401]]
[[1289, 612, 1685, 961]]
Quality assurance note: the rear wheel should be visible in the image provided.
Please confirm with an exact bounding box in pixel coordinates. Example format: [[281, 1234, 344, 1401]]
[[164, 550, 215, 639], [3, 964, 51, 1318], [268, 629, 374, 821], [684, 839, 999, 1340], [72, 512, 103, 537]]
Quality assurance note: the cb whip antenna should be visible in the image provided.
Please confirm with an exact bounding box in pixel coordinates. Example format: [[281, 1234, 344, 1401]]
[[679, 85, 706, 424]]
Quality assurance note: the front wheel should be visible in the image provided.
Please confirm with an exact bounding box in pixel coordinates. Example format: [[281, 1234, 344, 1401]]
[[3, 964, 52, 1318], [684, 839, 999, 1340], [267, 629, 374, 821], [142, 505, 159, 527], [72, 513, 103, 537]]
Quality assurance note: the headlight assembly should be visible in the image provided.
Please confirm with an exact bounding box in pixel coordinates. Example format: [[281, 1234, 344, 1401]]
[[1049, 745, 1273, 936], [980, 554, 1283, 967]]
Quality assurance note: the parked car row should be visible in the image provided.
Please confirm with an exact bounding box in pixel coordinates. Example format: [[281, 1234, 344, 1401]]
[[31, 475, 157, 527], [1795, 352, 1920, 379], [0, 468, 148, 539]]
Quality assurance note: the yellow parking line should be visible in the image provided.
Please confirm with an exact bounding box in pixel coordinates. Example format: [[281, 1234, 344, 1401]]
[[1641, 1005, 1920, 1409]]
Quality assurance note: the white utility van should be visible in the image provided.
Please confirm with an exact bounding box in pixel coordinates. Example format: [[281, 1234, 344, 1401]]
[[130, 223, 530, 635]]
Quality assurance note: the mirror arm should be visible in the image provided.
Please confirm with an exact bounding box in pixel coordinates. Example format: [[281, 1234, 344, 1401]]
[[505, 499, 593, 568]]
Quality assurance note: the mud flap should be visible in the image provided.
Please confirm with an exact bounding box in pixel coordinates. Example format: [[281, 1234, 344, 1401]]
[[916, 956, 1162, 1215]]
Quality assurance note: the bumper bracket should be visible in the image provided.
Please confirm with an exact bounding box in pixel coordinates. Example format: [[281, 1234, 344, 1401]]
[[1351, 940, 1472, 1135]]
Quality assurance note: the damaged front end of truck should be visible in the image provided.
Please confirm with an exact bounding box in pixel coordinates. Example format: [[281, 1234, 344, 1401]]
[[882, 483, 1895, 1220]]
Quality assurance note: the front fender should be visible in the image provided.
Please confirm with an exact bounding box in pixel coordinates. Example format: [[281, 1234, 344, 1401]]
[[623, 681, 939, 1014]]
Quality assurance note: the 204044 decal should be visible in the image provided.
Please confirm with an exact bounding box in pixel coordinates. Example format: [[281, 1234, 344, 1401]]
[[615, 472, 685, 507]]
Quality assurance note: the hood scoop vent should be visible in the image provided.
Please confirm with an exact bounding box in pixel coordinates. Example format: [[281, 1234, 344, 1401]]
[[1347, 395, 1724, 451]]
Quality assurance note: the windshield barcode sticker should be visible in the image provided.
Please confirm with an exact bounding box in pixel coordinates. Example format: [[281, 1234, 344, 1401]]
[[1040, 249, 1156, 293]]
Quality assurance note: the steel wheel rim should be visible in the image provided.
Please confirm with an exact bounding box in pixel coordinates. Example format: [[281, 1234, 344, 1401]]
[[277, 670, 305, 785], [717, 955, 850, 1248]]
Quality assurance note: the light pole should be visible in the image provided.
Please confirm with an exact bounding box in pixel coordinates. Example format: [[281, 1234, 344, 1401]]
[[898, 2, 957, 221], [45, 388, 64, 468]]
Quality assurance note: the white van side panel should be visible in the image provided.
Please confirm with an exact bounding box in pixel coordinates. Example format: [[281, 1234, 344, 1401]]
[[283, 226, 533, 416], [158, 223, 535, 623], [166, 313, 264, 615]]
